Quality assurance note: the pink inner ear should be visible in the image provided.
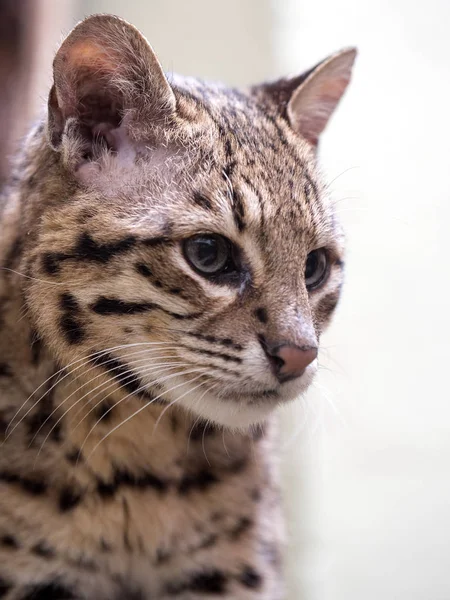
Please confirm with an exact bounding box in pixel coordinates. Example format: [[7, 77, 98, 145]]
[[287, 49, 356, 146]]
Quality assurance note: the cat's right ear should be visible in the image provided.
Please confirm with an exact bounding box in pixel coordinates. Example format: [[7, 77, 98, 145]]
[[47, 14, 176, 162], [253, 48, 357, 147]]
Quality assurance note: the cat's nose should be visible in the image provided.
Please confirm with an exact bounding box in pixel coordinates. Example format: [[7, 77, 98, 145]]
[[260, 338, 318, 383]]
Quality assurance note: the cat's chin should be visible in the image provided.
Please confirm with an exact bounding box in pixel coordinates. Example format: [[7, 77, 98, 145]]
[[156, 367, 316, 430]]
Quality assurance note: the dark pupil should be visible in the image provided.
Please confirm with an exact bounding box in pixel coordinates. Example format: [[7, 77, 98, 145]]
[[305, 252, 318, 279], [196, 238, 218, 267]]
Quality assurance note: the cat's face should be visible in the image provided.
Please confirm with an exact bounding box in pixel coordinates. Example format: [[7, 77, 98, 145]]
[[23, 16, 354, 429]]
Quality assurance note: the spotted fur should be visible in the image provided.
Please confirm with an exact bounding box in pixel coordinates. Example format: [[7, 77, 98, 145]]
[[0, 14, 355, 600]]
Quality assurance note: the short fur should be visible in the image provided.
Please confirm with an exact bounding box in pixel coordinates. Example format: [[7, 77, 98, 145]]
[[0, 15, 355, 600]]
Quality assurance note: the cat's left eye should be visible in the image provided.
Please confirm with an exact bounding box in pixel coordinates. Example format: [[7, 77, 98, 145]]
[[305, 248, 329, 290], [183, 234, 238, 279]]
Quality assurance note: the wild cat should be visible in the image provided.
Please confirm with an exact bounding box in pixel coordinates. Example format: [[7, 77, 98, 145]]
[[0, 13, 355, 600]]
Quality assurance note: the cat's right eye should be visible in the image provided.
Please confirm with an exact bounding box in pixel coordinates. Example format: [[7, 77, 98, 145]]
[[305, 248, 329, 291], [183, 234, 239, 281]]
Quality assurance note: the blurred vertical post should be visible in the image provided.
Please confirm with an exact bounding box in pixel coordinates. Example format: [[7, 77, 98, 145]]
[[0, 0, 75, 186], [0, 0, 36, 185]]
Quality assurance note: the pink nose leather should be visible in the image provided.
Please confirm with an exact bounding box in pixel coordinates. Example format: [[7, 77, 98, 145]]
[[276, 345, 317, 381], [261, 338, 318, 383]]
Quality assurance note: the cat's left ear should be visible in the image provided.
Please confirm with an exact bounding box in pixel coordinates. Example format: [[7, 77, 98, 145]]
[[253, 48, 357, 146]]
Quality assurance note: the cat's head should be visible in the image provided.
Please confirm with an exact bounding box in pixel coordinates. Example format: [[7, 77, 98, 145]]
[[23, 15, 355, 429]]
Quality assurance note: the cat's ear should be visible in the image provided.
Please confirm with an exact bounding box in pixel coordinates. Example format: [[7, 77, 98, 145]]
[[254, 48, 357, 146], [47, 14, 176, 155]]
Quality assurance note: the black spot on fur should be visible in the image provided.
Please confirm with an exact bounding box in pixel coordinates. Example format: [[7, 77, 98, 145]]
[[192, 191, 213, 210], [178, 469, 219, 495], [254, 307, 268, 324], [60, 293, 80, 313], [59, 486, 82, 512], [239, 566, 262, 589], [0, 471, 48, 496], [31, 541, 56, 559], [90, 352, 144, 397], [97, 468, 167, 498], [229, 516, 252, 540], [66, 449, 83, 465], [1, 534, 19, 549], [167, 570, 227, 595], [95, 400, 114, 423], [41, 252, 66, 276], [19, 582, 75, 600], [136, 263, 152, 278], [0, 363, 12, 377], [0, 577, 11, 598], [59, 293, 85, 345]]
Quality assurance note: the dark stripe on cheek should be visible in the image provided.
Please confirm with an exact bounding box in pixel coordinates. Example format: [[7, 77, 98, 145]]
[[91, 297, 154, 316], [59, 293, 85, 344], [91, 296, 201, 321], [185, 332, 243, 351], [180, 344, 242, 364], [74, 232, 136, 262], [90, 352, 143, 396], [42, 234, 137, 276]]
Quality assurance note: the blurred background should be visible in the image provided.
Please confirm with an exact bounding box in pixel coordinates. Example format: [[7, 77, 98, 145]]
[[2, 1, 449, 598]]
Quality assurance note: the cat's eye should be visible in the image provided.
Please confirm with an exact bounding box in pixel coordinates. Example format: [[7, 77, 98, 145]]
[[305, 249, 329, 290], [183, 234, 238, 279]]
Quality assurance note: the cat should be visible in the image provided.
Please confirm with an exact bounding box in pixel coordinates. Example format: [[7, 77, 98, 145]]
[[0, 14, 355, 600]]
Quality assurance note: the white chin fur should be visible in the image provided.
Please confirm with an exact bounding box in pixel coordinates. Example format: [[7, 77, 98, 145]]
[[143, 362, 317, 430], [178, 390, 276, 430]]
